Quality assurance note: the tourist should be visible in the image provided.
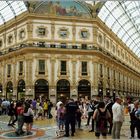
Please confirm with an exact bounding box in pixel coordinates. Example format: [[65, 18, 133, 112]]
[[57, 103, 65, 131], [15, 101, 24, 135], [12, 101, 18, 125], [112, 96, 124, 139], [7, 103, 15, 126], [105, 97, 114, 134], [36, 103, 44, 120], [93, 101, 111, 139], [86, 100, 94, 126], [47, 99, 53, 119], [23, 102, 34, 135], [43, 99, 48, 118], [64, 99, 78, 137], [135, 102, 140, 139], [129, 100, 139, 139]]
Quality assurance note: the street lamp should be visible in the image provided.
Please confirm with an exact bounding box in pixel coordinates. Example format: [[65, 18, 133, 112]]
[[99, 89, 102, 92]]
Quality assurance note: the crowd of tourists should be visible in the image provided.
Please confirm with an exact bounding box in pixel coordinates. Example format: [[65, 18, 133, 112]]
[[0, 98, 53, 135], [0, 96, 140, 139]]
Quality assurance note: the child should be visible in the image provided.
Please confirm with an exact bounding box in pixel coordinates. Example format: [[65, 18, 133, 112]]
[[57, 103, 65, 131]]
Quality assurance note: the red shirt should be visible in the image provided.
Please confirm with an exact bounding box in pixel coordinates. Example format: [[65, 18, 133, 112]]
[[17, 107, 24, 115]]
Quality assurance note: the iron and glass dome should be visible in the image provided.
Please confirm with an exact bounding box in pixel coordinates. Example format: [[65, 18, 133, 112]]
[[98, 1, 140, 58], [0, 1, 140, 58]]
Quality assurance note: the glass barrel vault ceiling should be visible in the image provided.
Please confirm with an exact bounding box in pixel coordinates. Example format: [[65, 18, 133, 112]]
[[0, 1, 140, 58], [98, 1, 140, 58], [0, 1, 27, 25]]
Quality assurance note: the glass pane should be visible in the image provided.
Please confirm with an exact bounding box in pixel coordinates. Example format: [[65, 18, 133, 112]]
[[118, 29, 125, 38], [106, 15, 116, 28], [122, 34, 129, 42], [127, 29, 136, 36], [0, 17, 3, 25], [0, 1, 8, 9], [126, 38, 133, 46], [112, 22, 121, 33], [98, 7, 109, 21], [113, 5, 123, 19], [106, 1, 117, 11], [11, 2, 22, 15], [133, 47, 138, 53], [118, 15, 129, 25]]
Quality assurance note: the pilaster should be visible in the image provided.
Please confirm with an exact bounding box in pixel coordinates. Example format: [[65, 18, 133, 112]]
[[92, 62, 98, 96]]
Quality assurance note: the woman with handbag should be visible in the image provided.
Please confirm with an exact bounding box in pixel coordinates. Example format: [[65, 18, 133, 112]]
[[23, 102, 34, 135]]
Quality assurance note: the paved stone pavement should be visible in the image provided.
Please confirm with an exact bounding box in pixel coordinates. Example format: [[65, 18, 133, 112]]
[[0, 112, 132, 140]]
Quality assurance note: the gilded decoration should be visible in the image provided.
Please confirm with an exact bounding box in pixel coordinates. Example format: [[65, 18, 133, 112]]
[[79, 28, 90, 40], [58, 27, 69, 39], [33, 1, 92, 18]]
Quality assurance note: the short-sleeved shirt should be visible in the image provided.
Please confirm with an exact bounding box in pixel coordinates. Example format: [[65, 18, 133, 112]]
[[65, 101, 78, 117]]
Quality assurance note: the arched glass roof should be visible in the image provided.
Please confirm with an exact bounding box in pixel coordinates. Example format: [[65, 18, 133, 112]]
[[98, 1, 140, 58], [0, 1, 27, 25]]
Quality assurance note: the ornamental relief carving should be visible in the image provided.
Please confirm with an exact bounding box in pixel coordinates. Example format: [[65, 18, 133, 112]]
[[18, 29, 26, 40], [58, 27, 69, 39], [36, 26, 48, 37], [57, 54, 69, 59], [7, 34, 13, 44], [79, 28, 90, 40], [98, 33, 103, 44]]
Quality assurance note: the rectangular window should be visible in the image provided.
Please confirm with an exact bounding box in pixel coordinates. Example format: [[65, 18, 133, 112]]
[[61, 61, 66, 75], [61, 43, 67, 48], [81, 44, 87, 49], [113, 45, 116, 53], [113, 70, 115, 80], [38, 42, 45, 47], [19, 61, 23, 75], [100, 64, 103, 77], [8, 36, 13, 44], [119, 72, 120, 82], [50, 44, 56, 48], [39, 60, 45, 74], [118, 49, 120, 57], [82, 61, 87, 75], [72, 45, 77, 49], [7, 64, 11, 77], [0, 40, 2, 47], [107, 67, 110, 79]]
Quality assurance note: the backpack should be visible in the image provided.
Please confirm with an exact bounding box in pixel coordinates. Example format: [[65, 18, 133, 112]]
[[96, 109, 108, 131], [130, 108, 138, 121]]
